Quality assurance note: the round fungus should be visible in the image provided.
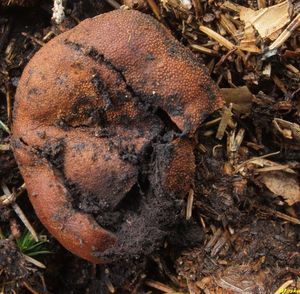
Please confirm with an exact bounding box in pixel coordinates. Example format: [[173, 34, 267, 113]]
[[12, 9, 223, 263]]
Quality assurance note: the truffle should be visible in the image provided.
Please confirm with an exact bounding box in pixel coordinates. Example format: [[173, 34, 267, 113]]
[[12, 9, 223, 263]]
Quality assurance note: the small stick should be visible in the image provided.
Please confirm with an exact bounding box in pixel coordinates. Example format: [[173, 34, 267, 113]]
[[0, 120, 10, 134], [200, 25, 235, 50], [22, 281, 40, 294], [0, 183, 26, 205], [12, 203, 39, 242], [272, 210, 300, 225], [235, 151, 280, 173], [0, 144, 10, 151], [1, 183, 38, 242], [146, 0, 161, 20], [23, 255, 46, 269], [186, 189, 194, 220], [192, 0, 202, 19], [272, 74, 287, 94], [190, 44, 218, 56], [269, 14, 300, 50], [21, 32, 45, 47], [145, 280, 177, 293], [221, 1, 243, 13], [200, 25, 245, 60], [274, 280, 294, 294], [104, 268, 115, 293], [5, 83, 12, 124], [104, 0, 121, 9], [216, 104, 234, 140], [257, 0, 266, 9]]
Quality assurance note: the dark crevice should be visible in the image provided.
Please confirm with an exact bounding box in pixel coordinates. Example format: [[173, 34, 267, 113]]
[[91, 70, 113, 111], [114, 182, 142, 212], [155, 107, 181, 134], [56, 107, 108, 130], [19, 137, 29, 147], [56, 120, 91, 130]]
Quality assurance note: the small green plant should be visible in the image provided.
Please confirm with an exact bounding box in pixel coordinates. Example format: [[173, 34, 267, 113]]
[[16, 230, 50, 257]]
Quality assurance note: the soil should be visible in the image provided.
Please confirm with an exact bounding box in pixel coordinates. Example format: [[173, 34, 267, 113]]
[[0, 1, 299, 293]]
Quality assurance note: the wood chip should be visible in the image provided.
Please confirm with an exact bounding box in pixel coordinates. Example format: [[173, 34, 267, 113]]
[[273, 118, 300, 142], [269, 13, 300, 50], [220, 86, 253, 114], [259, 171, 300, 206], [240, 1, 290, 40], [145, 280, 177, 293]]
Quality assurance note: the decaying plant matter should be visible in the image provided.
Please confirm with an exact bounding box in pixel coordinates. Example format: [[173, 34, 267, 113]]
[[11, 9, 222, 263]]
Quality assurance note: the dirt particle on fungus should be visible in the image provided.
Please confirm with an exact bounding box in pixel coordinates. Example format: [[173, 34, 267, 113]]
[[37, 138, 66, 170], [91, 71, 113, 110], [200, 83, 217, 104], [145, 52, 155, 61], [27, 87, 43, 98], [164, 94, 184, 117]]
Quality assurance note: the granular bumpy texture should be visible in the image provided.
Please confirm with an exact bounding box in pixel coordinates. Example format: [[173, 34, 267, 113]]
[[12, 10, 223, 263]]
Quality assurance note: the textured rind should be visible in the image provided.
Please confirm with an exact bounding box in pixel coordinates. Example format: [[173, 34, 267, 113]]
[[12, 10, 223, 263]]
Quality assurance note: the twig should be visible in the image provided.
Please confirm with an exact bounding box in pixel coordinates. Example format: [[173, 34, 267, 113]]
[[235, 151, 280, 173], [216, 104, 234, 140], [0, 144, 10, 151], [21, 32, 45, 47], [272, 74, 287, 94], [199, 25, 245, 60], [274, 280, 294, 294], [146, 0, 161, 20], [0, 120, 10, 134], [5, 83, 12, 124], [1, 183, 38, 242], [186, 189, 194, 220], [199, 25, 235, 50], [23, 254, 46, 269], [22, 281, 40, 294], [269, 13, 300, 50], [260, 207, 300, 225], [104, 0, 121, 9], [145, 280, 177, 292], [192, 0, 202, 19], [221, 1, 244, 13], [12, 203, 39, 242], [273, 211, 300, 225], [190, 44, 218, 56], [0, 183, 26, 205]]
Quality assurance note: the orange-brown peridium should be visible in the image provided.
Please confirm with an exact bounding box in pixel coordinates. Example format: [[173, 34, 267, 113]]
[[12, 9, 223, 263]]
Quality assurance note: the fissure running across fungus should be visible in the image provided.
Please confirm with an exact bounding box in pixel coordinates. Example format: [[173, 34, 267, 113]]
[[12, 9, 223, 263]]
